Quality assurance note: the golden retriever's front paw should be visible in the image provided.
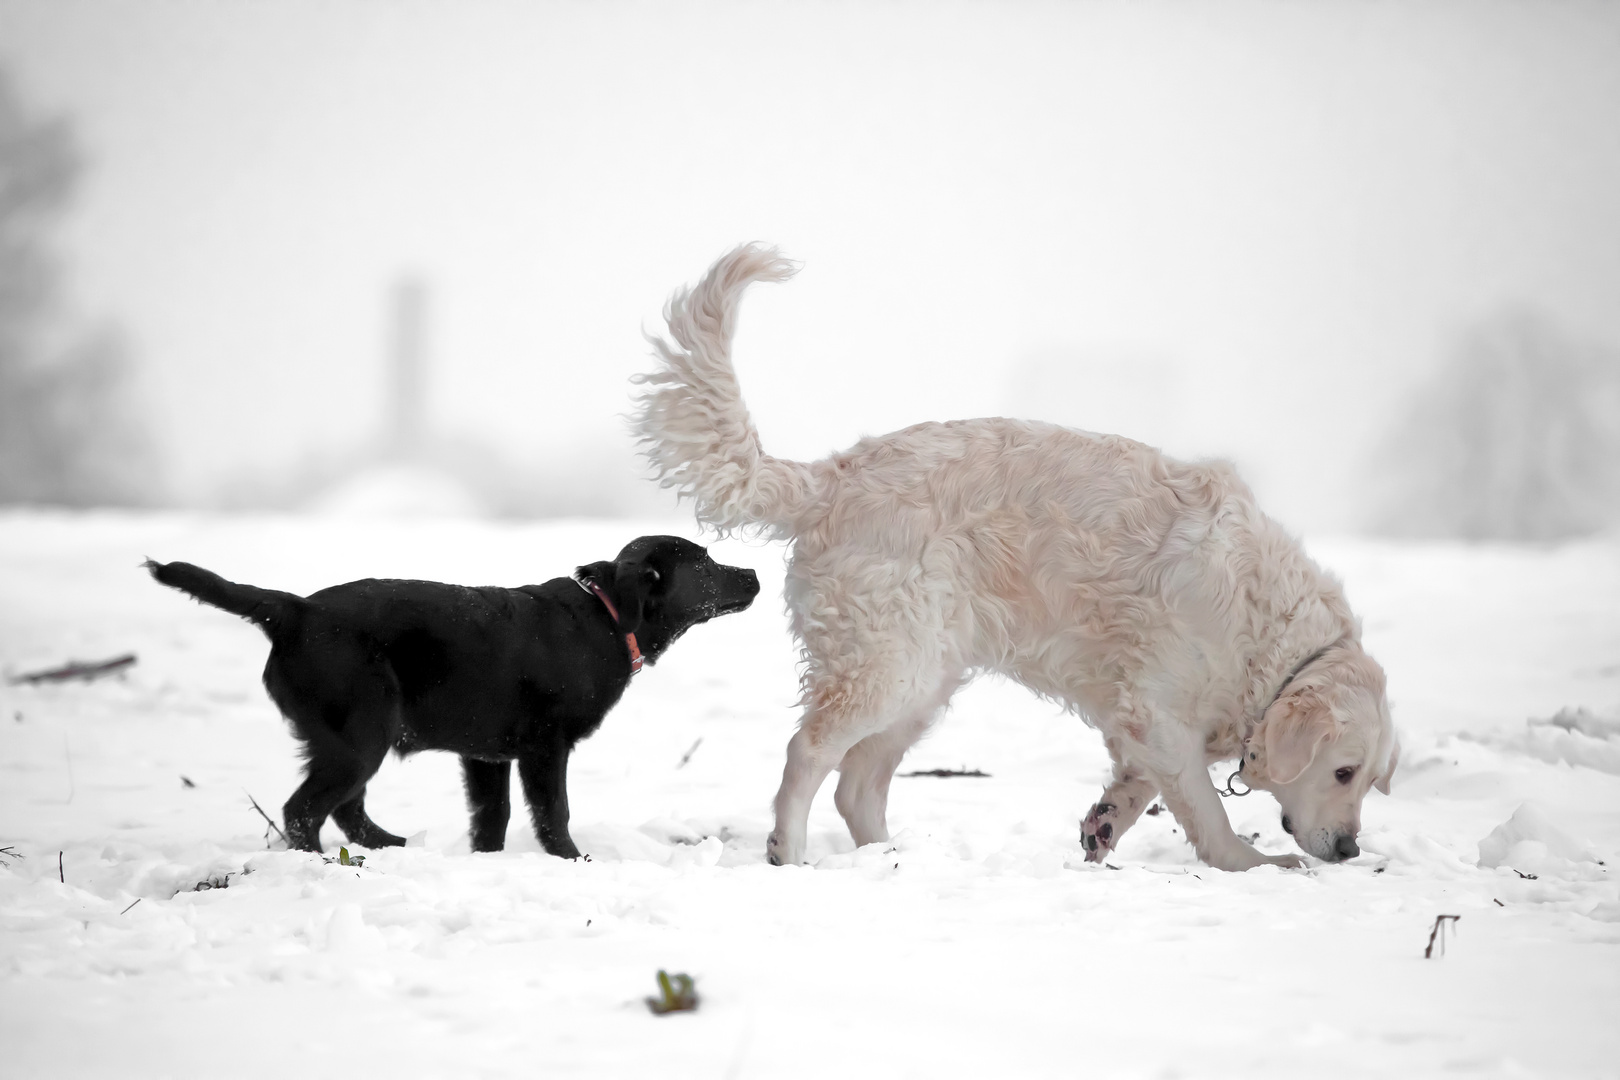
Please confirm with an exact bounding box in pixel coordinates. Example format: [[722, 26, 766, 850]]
[[1081, 801, 1119, 862], [765, 831, 801, 866], [1206, 843, 1306, 871]]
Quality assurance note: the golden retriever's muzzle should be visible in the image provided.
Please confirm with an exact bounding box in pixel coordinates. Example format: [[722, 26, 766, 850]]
[[1285, 813, 1361, 862]]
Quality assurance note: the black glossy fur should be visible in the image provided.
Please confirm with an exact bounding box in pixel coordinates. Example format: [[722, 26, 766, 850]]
[[147, 536, 758, 856]]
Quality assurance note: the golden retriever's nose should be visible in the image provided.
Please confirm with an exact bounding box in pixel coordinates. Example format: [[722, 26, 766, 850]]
[[1333, 834, 1360, 861]]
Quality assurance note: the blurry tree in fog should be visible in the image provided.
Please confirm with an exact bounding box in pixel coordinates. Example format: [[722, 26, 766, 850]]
[[1371, 311, 1620, 541], [0, 69, 153, 507]]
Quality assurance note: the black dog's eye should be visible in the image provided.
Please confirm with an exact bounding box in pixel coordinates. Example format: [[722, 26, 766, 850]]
[[1334, 766, 1356, 784]]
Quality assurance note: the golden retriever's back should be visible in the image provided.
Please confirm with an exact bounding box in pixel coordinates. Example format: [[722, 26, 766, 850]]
[[802, 417, 1275, 614]]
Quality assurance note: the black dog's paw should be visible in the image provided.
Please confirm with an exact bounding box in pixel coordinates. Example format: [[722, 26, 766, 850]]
[[351, 826, 407, 849], [544, 837, 583, 859]]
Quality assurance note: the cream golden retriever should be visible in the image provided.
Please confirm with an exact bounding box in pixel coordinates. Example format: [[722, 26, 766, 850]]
[[633, 245, 1399, 871]]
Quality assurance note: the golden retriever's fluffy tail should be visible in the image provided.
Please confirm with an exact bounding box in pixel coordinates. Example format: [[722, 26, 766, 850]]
[[633, 244, 819, 536]]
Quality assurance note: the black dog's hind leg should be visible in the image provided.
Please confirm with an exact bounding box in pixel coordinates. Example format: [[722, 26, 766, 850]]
[[461, 757, 512, 852], [268, 643, 402, 853], [517, 748, 581, 859], [283, 753, 373, 853], [332, 790, 407, 849]]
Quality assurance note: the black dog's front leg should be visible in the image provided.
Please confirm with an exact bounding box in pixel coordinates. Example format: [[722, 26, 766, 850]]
[[517, 748, 581, 859], [460, 757, 512, 852]]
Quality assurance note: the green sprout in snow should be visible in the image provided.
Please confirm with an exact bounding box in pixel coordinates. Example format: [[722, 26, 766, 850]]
[[324, 847, 366, 868], [646, 970, 699, 1015]]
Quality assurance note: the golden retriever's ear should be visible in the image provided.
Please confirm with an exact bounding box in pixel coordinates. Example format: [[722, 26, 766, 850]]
[[1374, 734, 1400, 795], [1262, 698, 1333, 785]]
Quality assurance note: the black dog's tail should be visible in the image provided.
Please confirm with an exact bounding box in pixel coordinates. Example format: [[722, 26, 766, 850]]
[[145, 559, 303, 637]]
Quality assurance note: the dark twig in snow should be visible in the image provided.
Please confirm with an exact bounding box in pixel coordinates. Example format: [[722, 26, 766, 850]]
[[8, 653, 137, 685], [1512, 868, 1538, 880], [245, 791, 288, 847], [178, 868, 249, 897], [180, 776, 196, 788], [120, 898, 141, 915], [1424, 914, 1461, 959], [676, 737, 703, 769], [0, 845, 21, 864], [58, 851, 64, 883], [899, 767, 991, 778]]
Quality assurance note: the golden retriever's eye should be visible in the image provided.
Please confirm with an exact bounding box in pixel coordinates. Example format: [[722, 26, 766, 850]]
[[1334, 766, 1356, 784]]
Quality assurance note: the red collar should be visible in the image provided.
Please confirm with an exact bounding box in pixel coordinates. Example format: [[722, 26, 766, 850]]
[[581, 580, 643, 674]]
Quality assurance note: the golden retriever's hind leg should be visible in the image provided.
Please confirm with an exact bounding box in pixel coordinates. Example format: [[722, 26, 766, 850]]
[[767, 724, 846, 866], [833, 673, 960, 847], [1081, 771, 1159, 862], [833, 721, 923, 847]]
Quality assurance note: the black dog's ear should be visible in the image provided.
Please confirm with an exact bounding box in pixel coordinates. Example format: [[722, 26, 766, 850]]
[[574, 560, 615, 591], [610, 559, 661, 635], [575, 558, 655, 634]]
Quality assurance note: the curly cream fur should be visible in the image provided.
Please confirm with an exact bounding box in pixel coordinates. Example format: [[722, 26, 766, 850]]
[[632, 244, 816, 536], [635, 245, 1399, 871]]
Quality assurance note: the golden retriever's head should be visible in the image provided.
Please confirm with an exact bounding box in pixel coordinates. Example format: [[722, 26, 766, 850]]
[[1244, 644, 1398, 862]]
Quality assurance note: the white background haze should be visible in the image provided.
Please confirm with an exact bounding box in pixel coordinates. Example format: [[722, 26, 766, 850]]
[[1, 0, 1617, 530]]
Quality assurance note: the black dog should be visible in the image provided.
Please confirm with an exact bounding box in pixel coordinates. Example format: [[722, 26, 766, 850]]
[[147, 536, 758, 856]]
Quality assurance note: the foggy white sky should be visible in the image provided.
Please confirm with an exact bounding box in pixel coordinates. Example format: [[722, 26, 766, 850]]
[[2, 0, 1617, 531]]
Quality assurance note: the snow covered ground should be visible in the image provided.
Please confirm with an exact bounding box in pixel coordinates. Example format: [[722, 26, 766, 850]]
[[2, 510, 1617, 1078]]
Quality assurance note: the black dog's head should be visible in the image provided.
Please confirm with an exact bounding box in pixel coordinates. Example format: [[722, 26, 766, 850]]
[[574, 536, 759, 664]]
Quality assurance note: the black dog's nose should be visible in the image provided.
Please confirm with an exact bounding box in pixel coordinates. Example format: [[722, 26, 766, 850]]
[[1333, 834, 1360, 861], [743, 568, 759, 595]]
